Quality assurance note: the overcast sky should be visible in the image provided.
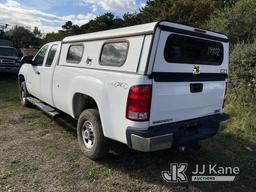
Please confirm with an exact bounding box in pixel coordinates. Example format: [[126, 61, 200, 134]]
[[0, 0, 146, 33]]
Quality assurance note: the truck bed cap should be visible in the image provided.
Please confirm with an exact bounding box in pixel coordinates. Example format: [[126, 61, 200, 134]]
[[63, 21, 228, 43], [63, 22, 157, 43]]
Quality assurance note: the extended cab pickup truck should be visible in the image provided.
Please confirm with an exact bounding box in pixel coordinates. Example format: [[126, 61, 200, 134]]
[[18, 21, 230, 159]]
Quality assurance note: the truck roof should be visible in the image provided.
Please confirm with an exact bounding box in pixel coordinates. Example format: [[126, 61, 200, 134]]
[[63, 21, 228, 43]]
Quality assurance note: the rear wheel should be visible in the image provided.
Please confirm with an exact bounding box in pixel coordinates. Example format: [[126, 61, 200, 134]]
[[20, 82, 30, 107], [77, 109, 109, 160]]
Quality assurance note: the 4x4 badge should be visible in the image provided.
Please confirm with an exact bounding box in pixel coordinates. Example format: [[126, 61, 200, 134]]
[[193, 65, 200, 74]]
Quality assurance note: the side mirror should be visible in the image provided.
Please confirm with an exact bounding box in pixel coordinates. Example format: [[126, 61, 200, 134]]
[[21, 55, 34, 65]]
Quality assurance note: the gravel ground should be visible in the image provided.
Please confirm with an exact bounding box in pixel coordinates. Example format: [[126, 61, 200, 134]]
[[0, 75, 255, 192]]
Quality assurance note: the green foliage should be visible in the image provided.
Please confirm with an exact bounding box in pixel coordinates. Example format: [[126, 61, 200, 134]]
[[33, 27, 42, 38], [42, 13, 126, 44], [62, 21, 73, 31], [123, 13, 139, 26], [80, 13, 124, 33], [42, 21, 79, 44], [61, 21, 82, 35], [206, 0, 256, 44], [203, 0, 256, 133], [6, 26, 41, 48], [41, 0, 244, 44], [229, 42, 256, 109], [138, 0, 221, 26], [41, 0, 227, 44], [41, 31, 67, 44], [40, 0, 255, 45], [225, 104, 256, 137]]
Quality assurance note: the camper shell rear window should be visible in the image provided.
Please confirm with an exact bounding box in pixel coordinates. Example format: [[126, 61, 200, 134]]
[[164, 34, 224, 65]]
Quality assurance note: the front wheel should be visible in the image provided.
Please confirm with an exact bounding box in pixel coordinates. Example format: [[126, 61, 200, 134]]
[[20, 82, 30, 107], [77, 109, 109, 160]]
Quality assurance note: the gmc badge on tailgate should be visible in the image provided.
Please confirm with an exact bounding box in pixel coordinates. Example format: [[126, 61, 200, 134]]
[[193, 65, 200, 75]]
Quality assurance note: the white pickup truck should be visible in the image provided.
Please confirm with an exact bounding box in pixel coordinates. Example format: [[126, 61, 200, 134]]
[[18, 21, 230, 159]]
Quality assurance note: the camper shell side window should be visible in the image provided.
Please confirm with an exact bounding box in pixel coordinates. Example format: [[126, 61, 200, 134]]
[[66, 44, 84, 64], [99, 41, 129, 67]]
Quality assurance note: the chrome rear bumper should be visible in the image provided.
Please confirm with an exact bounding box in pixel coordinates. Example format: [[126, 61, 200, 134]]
[[131, 133, 173, 152], [127, 114, 230, 152]]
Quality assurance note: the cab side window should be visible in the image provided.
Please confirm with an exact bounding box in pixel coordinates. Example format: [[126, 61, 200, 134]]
[[45, 45, 58, 67], [33, 45, 49, 66]]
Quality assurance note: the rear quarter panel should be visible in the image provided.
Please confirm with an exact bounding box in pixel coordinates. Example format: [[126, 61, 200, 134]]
[[53, 35, 151, 144]]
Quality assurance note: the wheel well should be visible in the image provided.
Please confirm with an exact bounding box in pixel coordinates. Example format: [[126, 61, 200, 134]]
[[18, 75, 25, 85], [73, 93, 98, 119]]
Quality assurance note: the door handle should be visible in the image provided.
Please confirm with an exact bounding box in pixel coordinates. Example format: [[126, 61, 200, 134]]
[[36, 71, 40, 75], [190, 83, 203, 93]]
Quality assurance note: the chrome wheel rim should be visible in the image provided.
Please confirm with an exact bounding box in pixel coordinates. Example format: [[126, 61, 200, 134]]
[[82, 121, 95, 149]]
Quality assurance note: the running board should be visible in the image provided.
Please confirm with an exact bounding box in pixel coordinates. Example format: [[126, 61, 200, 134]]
[[27, 97, 60, 117]]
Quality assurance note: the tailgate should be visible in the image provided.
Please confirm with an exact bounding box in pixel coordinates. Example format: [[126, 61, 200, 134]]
[[149, 22, 229, 126]]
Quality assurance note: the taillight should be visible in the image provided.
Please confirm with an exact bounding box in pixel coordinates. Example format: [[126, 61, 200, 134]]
[[223, 82, 228, 108], [126, 85, 152, 121]]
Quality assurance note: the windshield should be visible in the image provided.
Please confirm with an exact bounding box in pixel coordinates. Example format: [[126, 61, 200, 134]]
[[0, 47, 18, 57]]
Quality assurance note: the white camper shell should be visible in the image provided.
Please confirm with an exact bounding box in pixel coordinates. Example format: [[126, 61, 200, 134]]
[[18, 21, 230, 159]]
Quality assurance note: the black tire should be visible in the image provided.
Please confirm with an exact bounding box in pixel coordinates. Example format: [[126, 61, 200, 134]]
[[77, 109, 109, 160], [20, 82, 30, 107]]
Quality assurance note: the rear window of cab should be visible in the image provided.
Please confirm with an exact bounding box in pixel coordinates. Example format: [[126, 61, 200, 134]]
[[164, 34, 224, 65]]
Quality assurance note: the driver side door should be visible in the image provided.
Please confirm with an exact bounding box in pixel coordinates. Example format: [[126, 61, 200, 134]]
[[27, 45, 49, 99]]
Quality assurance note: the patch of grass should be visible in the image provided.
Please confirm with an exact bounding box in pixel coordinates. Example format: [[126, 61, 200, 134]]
[[83, 168, 100, 181], [127, 187, 143, 192], [224, 104, 256, 144], [101, 168, 114, 178], [86, 166, 116, 182], [0, 169, 12, 180], [8, 159, 40, 174]]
